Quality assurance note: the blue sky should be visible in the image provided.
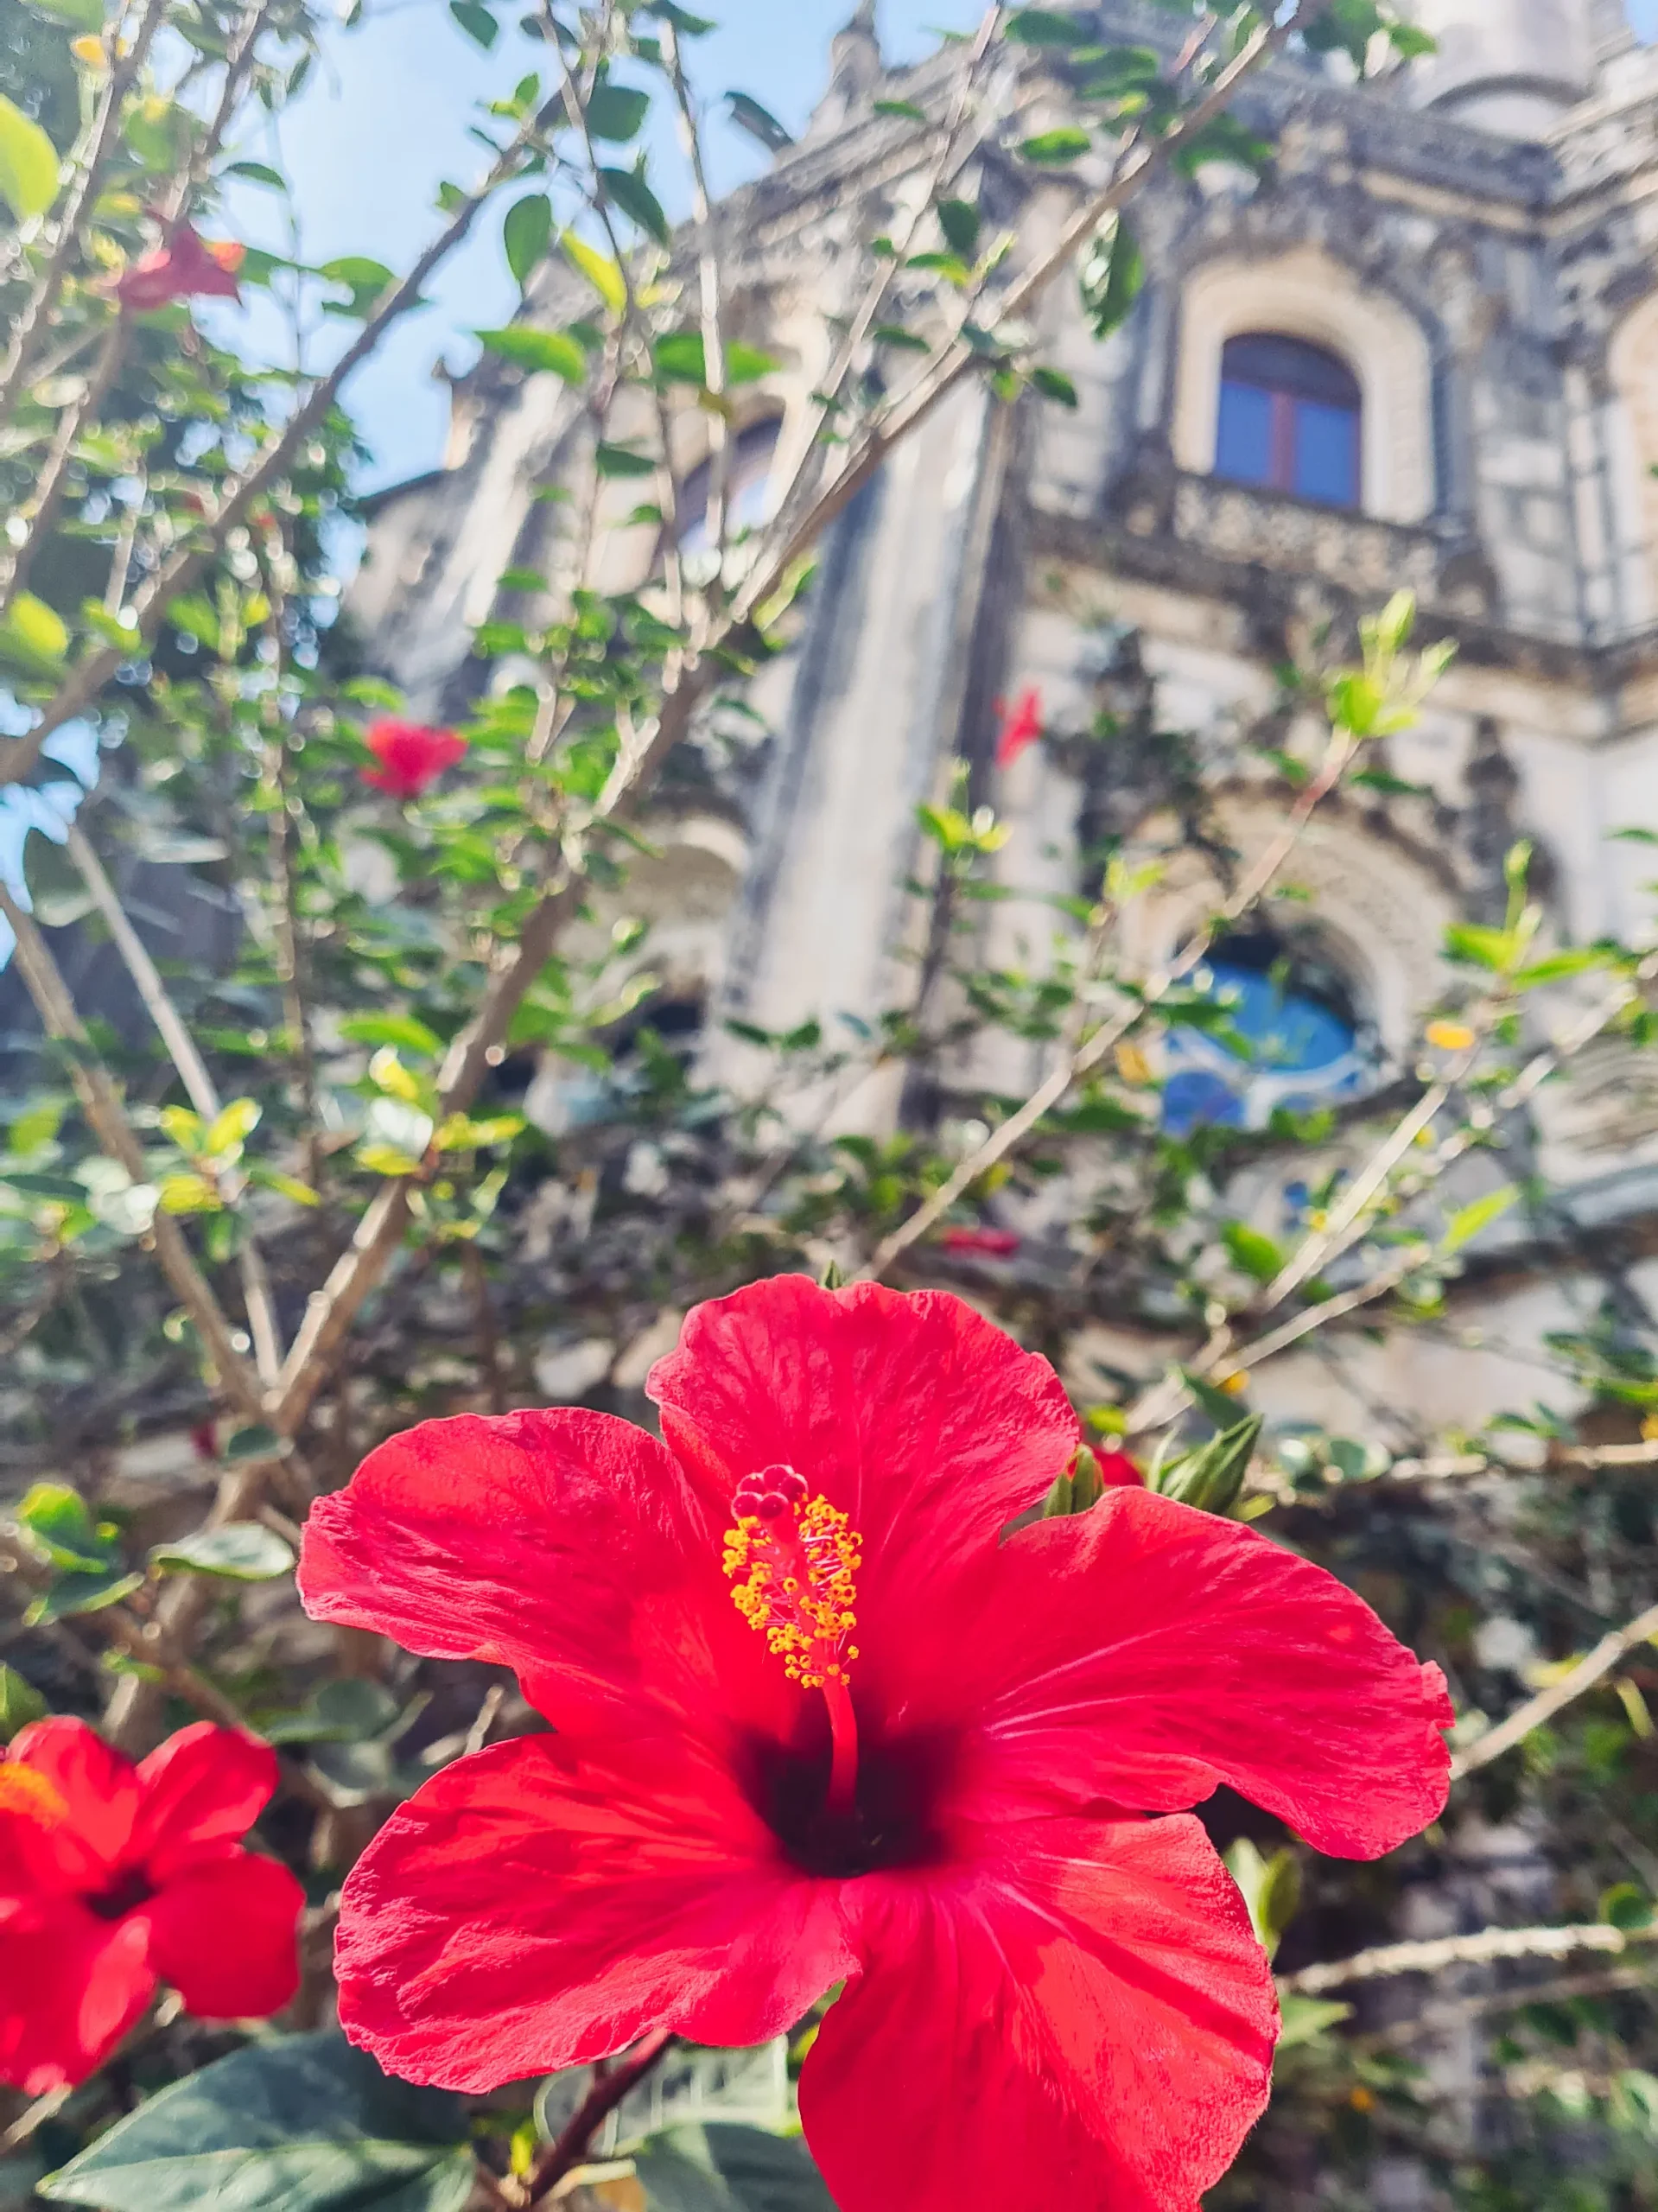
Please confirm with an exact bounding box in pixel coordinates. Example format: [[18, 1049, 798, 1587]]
[[235, 0, 983, 490], [238, 0, 1657, 492]]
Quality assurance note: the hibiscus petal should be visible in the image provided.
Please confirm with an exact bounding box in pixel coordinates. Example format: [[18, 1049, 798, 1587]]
[[299, 1408, 778, 1743], [334, 1734, 856, 2093], [800, 1813, 1277, 2212], [924, 1490, 1451, 1859], [8, 1718, 141, 1882], [0, 1900, 154, 2094], [139, 1849, 303, 2018], [649, 1279, 1082, 1626], [132, 1724, 278, 1878]]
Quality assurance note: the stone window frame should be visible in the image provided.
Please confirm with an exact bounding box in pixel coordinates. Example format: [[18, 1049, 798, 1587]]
[[1170, 245, 1437, 527], [1607, 291, 1658, 630]]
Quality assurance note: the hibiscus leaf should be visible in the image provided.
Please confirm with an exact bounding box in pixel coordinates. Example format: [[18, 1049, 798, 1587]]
[[632, 2126, 835, 2212], [39, 2031, 475, 2212], [0, 1662, 47, 1739], [150, 1522, 296, 1581]]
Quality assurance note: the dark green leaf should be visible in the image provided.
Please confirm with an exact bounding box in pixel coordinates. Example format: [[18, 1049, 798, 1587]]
[[595, 442, 658, 479], [1179, 1365, 1250, 1433], [725, 91, 793, 152], [1031, 365, 1078, 406], [1077, 212, 1143, 340], [601, 166, 671, 246], [225, 1423, 285, 1462], [633, 2126, 835, 2212], [873, 99, 928, 120], [937, 197, 981, 257], [40, 2034, 474, 2212], [2, 1169, 86, 1202], [27, 1569, 144, 1625], [503, 192, 553, 284], [588, 84, 651, 143], [226, 161, 287, 188], [872, 323, 931, 352], [150, 1523, 295, 1581], [1005, 7, 1096, 45], [448, 0, 498, 47], [648, 1, 718, 29]]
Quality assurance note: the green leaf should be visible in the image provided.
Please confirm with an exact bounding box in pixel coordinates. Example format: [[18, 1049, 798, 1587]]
[[595, 441, 658, 479], [562, 230, 627, 315], [648, 2, 718, 31], [1020, 126, 1092, 165], [29, 0, 105, 25], [206, 1097, 261, 1157], [13, 1483, 111, 1575], [872, 323, 930, 352], [601, 166, 672, 246], [40, 2033, 475, 2212], [1077, 212, 1143, 341], [653, 331, 778, 387], [0, 95, 60, 223], [633, 2126, 835, 2212], [503, 192, 552, 285], [27, 1569, 144, 1625], [1031, 365, 1078, 407], [725, 91, 793, 151], [226, 160, 286, 188], [225, 1423, 285, 1463], [1178, 1365, 1249, 1433], [338, 1014, 444, 1057], [873, 99, 928, 120], [1225, 1837, 1302, 1960], [150, 1523, 295, 1581], [2, 1169, 86, 1202], [1005, 6, 1095, 45], [1276, 1994, 1353, 2051], [1602, 1882, 1655, 1933], [936, 197, 980, 258], [1223, 1222, 1284, 1285], [1444, 921, 1517, 972], [588, 83, 651, 143], [0, 591, 69, 673], [1441, 1185, 1519, 1256], [0, 1664, 47, 1740], [477, 325, 588, 382], [1514, 949, 1611, 988], [448, 0, 498, 47]]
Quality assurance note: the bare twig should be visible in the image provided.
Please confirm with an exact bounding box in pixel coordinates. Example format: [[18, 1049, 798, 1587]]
[[1281, 1921, 1658, 1998], [1451, 1598, 1658, 1782]]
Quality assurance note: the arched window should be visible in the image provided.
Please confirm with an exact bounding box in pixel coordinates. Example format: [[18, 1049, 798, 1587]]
[[1162, 929, 1375, 1135], [1214, 334, 1363, 510], [677, 418, 783, 560]]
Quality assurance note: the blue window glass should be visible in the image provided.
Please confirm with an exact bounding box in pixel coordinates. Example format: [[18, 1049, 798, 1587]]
[[1294, 399, 1361, 506], [1161, 934, 1370, 1135], [1216, 381, 1274, 486], [1212, 334, 1362, 511]]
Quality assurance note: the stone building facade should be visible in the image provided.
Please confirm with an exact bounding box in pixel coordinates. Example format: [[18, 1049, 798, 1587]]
[[353, 0, 1658, 1459]]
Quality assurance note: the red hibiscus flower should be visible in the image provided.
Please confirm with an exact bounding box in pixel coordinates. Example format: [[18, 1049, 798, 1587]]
[[941, 1226, 1020, 1257], [0, 1719, 303, 2093], [112, 224, 245, 313], [994, 685, 1045, 768], [299, 1279, 1452, 2212], [361, 719, 468, 798], [1093, 1444, 1147, 1488]]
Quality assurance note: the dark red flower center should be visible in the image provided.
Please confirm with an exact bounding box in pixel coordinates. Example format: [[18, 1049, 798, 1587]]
[[86, 1866, 156, 1922], [747, 1723, 957, 1881]]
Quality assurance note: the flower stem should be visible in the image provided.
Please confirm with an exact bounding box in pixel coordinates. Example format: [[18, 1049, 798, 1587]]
[[823, 1675, 860, 1815], [522, 2028, 673, 2208]]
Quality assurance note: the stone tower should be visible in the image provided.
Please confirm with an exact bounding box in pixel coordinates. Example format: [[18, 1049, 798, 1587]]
[[1408, 0, 1593, 135]]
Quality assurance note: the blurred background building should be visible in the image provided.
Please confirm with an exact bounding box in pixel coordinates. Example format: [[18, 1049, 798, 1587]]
[[351, 0, 1658, 1451]]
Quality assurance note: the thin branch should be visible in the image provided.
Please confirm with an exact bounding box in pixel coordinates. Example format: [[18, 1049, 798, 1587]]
[[1358, 1961, 1658, 2055], [1280, 1921, 1658, 1998], [522, 2031, 674, 2209], [861, 733, 1356, 1279], [0, 882, 265, 1421], [1451, 1597, 1658, 1782]]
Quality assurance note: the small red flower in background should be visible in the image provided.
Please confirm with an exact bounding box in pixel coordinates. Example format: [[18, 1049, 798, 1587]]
[[0, 1719, 302, 2093], [1093, 1444, 1147, 1488], [942, 1226, 1020, 1257], [361, 719, 467, 798], [994, 685, 1045, 768], [301, 1278, 1451, 2212], [113, 224, 245, 313]]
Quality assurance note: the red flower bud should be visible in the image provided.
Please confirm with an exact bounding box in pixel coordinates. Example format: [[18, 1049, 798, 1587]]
[[994, 685, 1045, 769], [112, 224, 245, 313]]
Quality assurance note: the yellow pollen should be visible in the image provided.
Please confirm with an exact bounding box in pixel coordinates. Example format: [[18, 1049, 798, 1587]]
[[0, 1764, 68, 1828], [723, 1486, 862, 1692]]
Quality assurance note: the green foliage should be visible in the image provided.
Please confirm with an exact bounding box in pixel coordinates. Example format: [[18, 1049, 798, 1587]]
[[40, 2036, 476, 2212], [632, 2125, 836, 2212]]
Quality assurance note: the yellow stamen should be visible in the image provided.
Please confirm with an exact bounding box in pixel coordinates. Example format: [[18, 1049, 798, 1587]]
[[0, 1764, 68, 1827]]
